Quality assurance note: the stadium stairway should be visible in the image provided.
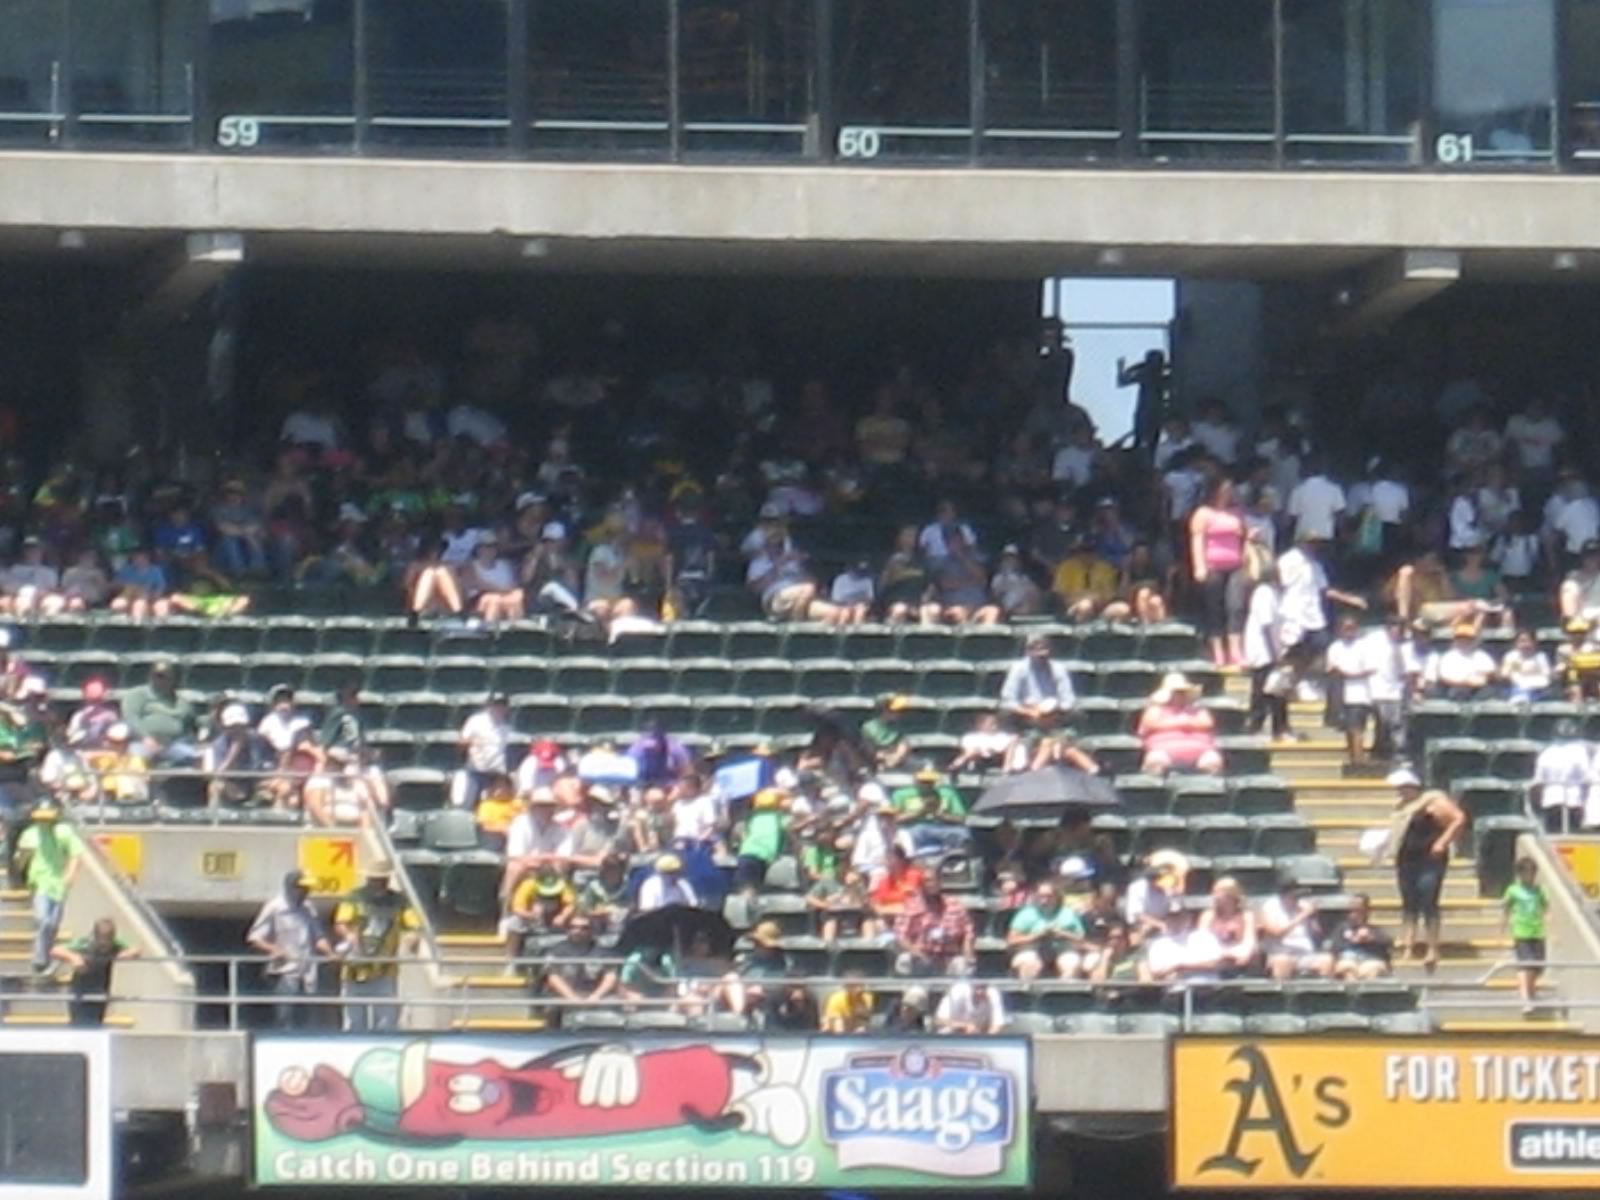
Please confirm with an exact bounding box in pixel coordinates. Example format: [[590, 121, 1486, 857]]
[[1246, 680, 1577, 1033], [429, 931, 546, 1032]]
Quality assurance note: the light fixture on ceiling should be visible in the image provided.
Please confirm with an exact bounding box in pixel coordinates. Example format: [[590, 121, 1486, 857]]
[[521, 238, 550, 259], [57, 229, 86, 251], [1553, 251, 1580, 271], [1096, 247, 1126, 268]]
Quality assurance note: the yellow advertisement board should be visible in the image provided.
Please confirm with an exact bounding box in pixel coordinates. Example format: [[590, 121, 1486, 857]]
[[1554, 839, 1600, 901], [92, 833, 142, 885], [298, 836, 358, 896], [1173, 1037, 1600, 1190]]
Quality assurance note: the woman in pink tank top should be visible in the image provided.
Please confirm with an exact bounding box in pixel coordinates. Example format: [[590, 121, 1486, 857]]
[[1189, 476, 1248, 667]]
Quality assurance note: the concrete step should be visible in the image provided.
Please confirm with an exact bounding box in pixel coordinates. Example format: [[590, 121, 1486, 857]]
[[444, 975, 530, 991]]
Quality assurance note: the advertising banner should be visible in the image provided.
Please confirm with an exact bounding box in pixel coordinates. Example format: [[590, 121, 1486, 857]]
[[252, 1034, 1031, 1189], [1173, 1036, 1600, 1190]]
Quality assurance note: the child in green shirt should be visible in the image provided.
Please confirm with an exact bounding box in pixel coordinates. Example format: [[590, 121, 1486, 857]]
[[1502, 856, 1550, 1016]]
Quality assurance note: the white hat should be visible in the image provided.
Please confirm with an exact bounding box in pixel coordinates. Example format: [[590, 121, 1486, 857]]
[[337, 502, 367, 523], [759, 502, 783, 520], [857, 781, 888, 807], [221, 703, 251, 728], [773, 766, 799, 791], [541, 521, 567, 541], [106, 721, 131, 742], [18, 676, 46, 698], [1386, 767, 1422, 789], [515, 491, 547, 512], [1058, 855, 1093, 881], [1151, 672, 1199, 704]]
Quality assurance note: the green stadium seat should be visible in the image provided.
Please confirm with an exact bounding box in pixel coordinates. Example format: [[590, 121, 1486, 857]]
[[574, 696, 633, 738], [144, 620, 206, 656], [422, 808, 479, 851], [857, 658, 918, 698], [389, 768, 447, 811], [937, 697, 993, 737], [370, 655, 428, 692], [1465, 701, 1525, 740], [1081, 734, 1142, 775], [1427, 737, 1490, 787], [513, 693, 573, 735], [387, 810, 423, 845], [552, 657, 610, 696], [1132, 815, 1189, 855], [374, 624, 431, 658], [610, 659, 672, 697], [633, 694, 694, 733], [918, 659, 978, 699], [1489, 738, 1541, 781], [1245, 1014, 1308, 1034], [203, 621, 261, 656], [441, 852, 503, 917], [1113, 774, 1169, 818], [1273, 853, 1342, 893], [417, 734, 462, 771], [1004, 1012, 1056, 1036], [1079, 624, 1140, 663], [1070, 696, 1121, 736], [674, 658, 735, 696], [839, 626, 896, 660], [179, 653, 244, 694], [1249, 814, 1315, 858], [754, 894, 810, 936], [1097, 661, 1161, 700], [492, 657, 550, 695], [1352, 981, 1419, 1020], [974, 661, 1012, 696], [260, 617, 319, 656], [1138, 622, 1202, 663], [1476, 815, 1537, 895], [1210, 853, 1276, 894], [317, 618, 375, 657], [1217, 736, 1270, 774], [1455, 777, 1523, 841], [368, 730, 419, 769], [1229, 775, 1293, 816], [782, 624, 840, 660], [1169, 777, 1229, 818], [696, 697, 757, 737], [491, 624, 554, 657], [87, 621, 148, 654], [1198, 697, 1248, 734], [1409, 700, 1467, 748], [725, 622, 781, 660], [244, 653, 303, 692], [796, 659, 855, 698], [430, 656, 491, 695], [307, 653, 365, 693], [1034, 982, 1095, 1017], [30, 620, 88, 653], [59, 652, 118, 688], [609, 627, 668, 658], [666, 621, 725, 659], [390, 692, 452, 732], [756, 699, 813, 738], [897, 626, 958, 662], [1527, 700, 1582, 741], [1189, 815, 1251, 858], [1286, 980, 1354, 1018], [735, 658, 797, 698], [956, 626, 1017, 663]]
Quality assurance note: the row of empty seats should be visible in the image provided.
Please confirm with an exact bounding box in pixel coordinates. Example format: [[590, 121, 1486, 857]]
[[16, 616, 1203, 664]]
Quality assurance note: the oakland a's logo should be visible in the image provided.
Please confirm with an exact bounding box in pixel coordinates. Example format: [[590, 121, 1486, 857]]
[[1199, 1045, 1351, 1179]]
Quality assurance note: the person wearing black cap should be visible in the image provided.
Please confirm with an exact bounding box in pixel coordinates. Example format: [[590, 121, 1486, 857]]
[[333, 865, 418, 1032], [247, 871, 334, 1028]]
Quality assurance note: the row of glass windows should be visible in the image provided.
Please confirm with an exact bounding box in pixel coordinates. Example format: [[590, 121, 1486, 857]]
[[3, 0, 1599, 167]]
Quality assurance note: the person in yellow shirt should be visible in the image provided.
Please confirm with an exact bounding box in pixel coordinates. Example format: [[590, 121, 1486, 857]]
[[333, 865, 420, 1032], [821, 973, 874, 1033], [1052, 536, 1128, 622], [501, 864, 575, 973], [475, 773, 520, 853]]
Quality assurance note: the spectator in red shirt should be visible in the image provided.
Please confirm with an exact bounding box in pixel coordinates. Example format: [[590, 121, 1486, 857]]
[[869, 845, 926, 917], [893, 875, 974, 978]]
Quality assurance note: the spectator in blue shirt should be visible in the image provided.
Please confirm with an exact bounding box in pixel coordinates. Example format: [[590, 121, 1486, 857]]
[[110, 547, 170, 622]]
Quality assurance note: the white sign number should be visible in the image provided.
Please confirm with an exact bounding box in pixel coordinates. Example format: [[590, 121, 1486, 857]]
[[217, 116, 261, 148], [1435, 132, 1474, 164], [837, 126, 881, 159]]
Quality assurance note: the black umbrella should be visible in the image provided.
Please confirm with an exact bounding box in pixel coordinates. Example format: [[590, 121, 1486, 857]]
[[616, 905, 736, 958], [974, 765, 1120, 819]]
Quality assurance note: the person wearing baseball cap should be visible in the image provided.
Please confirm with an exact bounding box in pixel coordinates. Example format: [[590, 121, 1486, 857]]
[[122, 659, 200, 765], [637, 852, 698, 912], [205, 701, 277, 809], [860, 695, 911, 770], [248, 870, 334, 1028], [333, 863, 419, 1032], [16, 799, 81, 973]]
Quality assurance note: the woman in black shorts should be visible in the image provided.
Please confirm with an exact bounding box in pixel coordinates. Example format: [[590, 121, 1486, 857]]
[[1391, 776, 1466, 972]]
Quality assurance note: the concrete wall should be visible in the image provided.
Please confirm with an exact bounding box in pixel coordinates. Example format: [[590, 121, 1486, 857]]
[[5, 154, 1600, 257]]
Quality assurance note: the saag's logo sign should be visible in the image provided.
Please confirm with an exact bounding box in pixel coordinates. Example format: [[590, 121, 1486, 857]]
[[1197, 1045, 1350, 1180], [822, 1046, 1019, 1178]]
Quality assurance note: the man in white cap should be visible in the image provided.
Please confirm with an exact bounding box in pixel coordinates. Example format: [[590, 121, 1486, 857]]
[[205, 703, 277, 808], [523, 522, 584, 617]]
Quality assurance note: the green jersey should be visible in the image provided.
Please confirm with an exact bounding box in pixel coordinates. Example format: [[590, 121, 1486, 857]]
[[739, 810, 787, 865], [18, 824, 82, 903], [1503, 880, 1549, 941]]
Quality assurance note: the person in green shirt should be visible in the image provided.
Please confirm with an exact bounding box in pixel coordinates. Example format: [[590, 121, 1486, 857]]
[[1006, 882, 1088, 979], [859, 695, 911, 769], [890, 765, 971, 858], [51, 917, 137, 1027], [16, 803, 82, 973], [735, 789, 789, 896], [121, 660, 199, 764], [1503, 856, 1551, 1016]]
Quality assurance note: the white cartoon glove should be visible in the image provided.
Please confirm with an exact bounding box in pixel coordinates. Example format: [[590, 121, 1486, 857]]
[[561, 1044, 640, 1109], [731, 1084, 808, 1149]]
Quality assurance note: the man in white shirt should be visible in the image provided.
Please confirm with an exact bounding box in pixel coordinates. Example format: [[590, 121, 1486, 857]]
[[1505, 399, 1565, 474], [503, 788, 578, 898], [1547, 475, 1600, 563], [1276, 538, 1364, 655], [918, 500, 981, 561], [1433, 626, 1497, 700], [1050, 426, 1099, 488], [636, 854, 699, 911], [1191, 399, 1240, 464], [1533, 720, 1589, 835], [746, 526, 845, 623], [934, 981, 1009, 1035], [1363, 618, 1420, 761], [1142, 910, 1223, 983], [257, 685, 311, 755], [1286, 459, 1346, 542], [3, 537, 61, 616], [1326, 616, 1375, 766], [280, 405, 340, 450], [457, 695, 511, 809]]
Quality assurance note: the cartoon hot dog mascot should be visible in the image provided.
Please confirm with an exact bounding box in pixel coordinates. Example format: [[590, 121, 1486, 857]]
[[264, 1042, 808, 1149]]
